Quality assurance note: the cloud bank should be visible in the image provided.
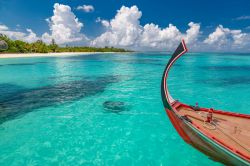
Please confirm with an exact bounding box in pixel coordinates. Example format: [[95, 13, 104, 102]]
[[0, 24, 39, 43], [204, 25, 249, 51], [0, 4, 249, 52], [91, 6, 202, 51]]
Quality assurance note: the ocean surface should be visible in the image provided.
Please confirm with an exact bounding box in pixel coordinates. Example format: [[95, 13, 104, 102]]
[[0, 52, 249, 166]]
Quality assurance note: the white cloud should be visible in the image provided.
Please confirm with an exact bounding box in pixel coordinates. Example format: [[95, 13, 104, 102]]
[[139, 23, 182, 49], [92, 6, 201, 50], [0, 24, 8, 31], [77, 5, 94, 13], [139, 22, 201, 50], [92, 6, 143, 48], [234, 15, 250, 21], [204, 25, 229, 46], [42, 3, 88, 45], [231, 30, 248, 46], [96, 17, 110, 28], [184, 22, 201, 44], [204, 25, 249, 50], [0, 24, 39, 42], [24, 29, 39, 43]]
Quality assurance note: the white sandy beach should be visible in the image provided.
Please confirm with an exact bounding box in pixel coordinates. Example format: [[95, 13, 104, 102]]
[[0, 52, 116, 59]]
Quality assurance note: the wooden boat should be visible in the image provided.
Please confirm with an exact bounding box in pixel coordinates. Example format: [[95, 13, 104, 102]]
[[161, 40, 250, 166]]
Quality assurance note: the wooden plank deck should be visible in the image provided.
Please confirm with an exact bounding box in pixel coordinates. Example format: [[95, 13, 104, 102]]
[[177, 106, 250, 157]]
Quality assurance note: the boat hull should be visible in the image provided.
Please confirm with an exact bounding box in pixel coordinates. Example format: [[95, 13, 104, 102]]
[[160, 40, 250, 165], [166, 109, 249, 166]]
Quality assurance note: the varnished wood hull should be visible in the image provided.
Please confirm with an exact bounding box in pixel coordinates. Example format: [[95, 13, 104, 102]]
[[166, 107, 250, 166]]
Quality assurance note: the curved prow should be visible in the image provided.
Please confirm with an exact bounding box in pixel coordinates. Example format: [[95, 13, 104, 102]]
[[161, 39, 188, 110]]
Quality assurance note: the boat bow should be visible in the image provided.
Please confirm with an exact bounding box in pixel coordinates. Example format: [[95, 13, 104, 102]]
[[161, 41, 250, 165], [161, 39, 188, 110]]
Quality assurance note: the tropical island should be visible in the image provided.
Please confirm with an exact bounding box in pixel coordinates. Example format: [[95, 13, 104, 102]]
[[0, 34, 130, 54]]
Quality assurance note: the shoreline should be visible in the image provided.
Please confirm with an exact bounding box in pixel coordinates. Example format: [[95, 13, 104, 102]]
[[0, 52, 124, 59]]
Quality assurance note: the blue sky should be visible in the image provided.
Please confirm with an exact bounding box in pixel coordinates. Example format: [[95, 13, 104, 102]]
[[0, 0, 250, 51]]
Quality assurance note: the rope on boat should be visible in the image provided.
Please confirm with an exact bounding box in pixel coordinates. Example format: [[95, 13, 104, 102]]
[[211, 121, 250, 153], [196, 110, 250, 153], [203, 121, 216, 130]]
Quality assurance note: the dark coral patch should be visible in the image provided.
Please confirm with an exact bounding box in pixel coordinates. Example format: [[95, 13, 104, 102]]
[[103, 101, 129, 113], [0, 75, 120, 124]]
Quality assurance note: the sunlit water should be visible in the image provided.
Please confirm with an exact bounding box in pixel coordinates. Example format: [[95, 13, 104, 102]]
[[0, 53, 249, 166]]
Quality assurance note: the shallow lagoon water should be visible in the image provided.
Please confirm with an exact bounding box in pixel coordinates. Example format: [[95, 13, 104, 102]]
[[0, 53, 249, 165]]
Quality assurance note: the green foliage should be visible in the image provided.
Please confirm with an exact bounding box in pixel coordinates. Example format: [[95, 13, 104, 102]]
[[13, 40, 29, 53], [0, 34, 131, 54], [31, 40, 49, 53], [49, 39, 58, 52]]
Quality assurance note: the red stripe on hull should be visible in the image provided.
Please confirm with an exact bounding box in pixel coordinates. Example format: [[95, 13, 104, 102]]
[[166, 109, 191, 144], [165, 108, 249, 166]]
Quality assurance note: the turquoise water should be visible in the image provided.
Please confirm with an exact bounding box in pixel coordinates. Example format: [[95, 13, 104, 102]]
[[0, 53, 249, 165]]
